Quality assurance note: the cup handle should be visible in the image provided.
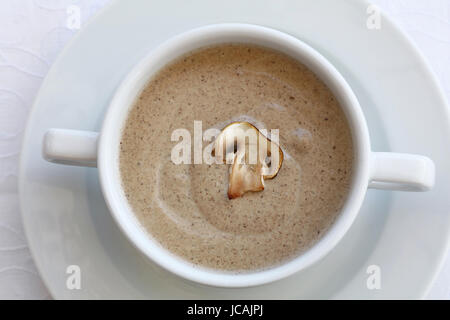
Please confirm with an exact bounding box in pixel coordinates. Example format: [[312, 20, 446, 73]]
[[43, 129, 99, 167], [368, 152, 435, 191]]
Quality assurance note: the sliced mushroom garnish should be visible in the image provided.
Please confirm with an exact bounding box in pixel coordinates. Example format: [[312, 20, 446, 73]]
[[213, 122, 284, 199]]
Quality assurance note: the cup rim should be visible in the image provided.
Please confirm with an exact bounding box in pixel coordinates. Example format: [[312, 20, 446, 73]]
[[98, 23, 371, 288]]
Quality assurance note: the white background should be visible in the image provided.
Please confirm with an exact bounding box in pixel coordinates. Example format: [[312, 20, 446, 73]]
[[0, 0, 449, 299]]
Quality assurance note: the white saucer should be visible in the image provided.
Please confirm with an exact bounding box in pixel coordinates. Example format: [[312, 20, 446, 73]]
[[19, 0, 450, 299]]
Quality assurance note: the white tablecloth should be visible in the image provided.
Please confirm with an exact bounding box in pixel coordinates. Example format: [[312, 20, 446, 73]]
[[0, 0, 449, 299]]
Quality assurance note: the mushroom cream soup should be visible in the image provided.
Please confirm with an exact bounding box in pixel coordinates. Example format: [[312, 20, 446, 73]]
[[119, 44, 353, 271]]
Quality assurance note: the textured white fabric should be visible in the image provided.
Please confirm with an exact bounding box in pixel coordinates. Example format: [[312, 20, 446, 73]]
[[0, 0, 448, 299]]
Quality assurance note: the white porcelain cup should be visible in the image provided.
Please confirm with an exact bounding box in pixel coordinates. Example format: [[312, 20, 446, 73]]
[[42, 24, 435, 288]]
